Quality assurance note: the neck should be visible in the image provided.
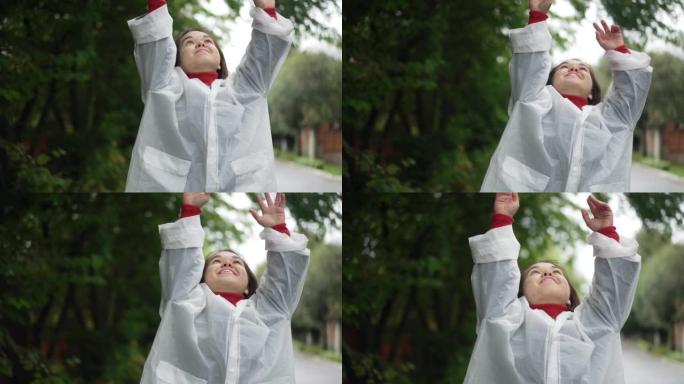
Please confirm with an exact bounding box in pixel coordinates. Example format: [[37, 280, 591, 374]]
[[215, 291, 245, 305], [529, 303, 569, 320], [561, 93, 588, 109], [186, 71, 219, 86]]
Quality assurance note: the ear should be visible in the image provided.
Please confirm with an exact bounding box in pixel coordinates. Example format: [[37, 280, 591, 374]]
[[588, 94, 593, 100]]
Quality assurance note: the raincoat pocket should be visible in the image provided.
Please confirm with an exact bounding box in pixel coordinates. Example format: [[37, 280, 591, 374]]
[[155, 360, 207, 384], [589, 182, 625, 192], [215, 101, 245, 139], [501, 156, 550, 191], [142, 146, 191, 191], [230, 150, 271, 191]]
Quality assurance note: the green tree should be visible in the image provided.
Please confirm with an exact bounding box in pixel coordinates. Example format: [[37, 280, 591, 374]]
[[0, 193, 340, 383], [268, 50, 342, 152], [343, 0, 684, 192], [0, 0, 340, 191], [343, 193, 684, 383]]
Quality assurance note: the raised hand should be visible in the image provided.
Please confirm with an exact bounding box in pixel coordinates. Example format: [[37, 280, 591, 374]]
[[250, 193, 287, 228], [593, 20, 625, 51], [581, 194, 614, 231], [493, 193, 520, 218], [182, 192, 211, 208], [529, 0, 553, 13], [253, 0, 275, 9]]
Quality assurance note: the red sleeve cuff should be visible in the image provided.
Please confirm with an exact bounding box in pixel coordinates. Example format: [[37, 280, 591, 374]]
[[180, 204, 202, 218], [271, 223, 290, 236], [614, 45, 631, 54], [263, 7, 278, 19], [147, 0, 166, 12], [528, 10, 548, 24], [491, 214, 514, 229], [597, 226, 620, 242]]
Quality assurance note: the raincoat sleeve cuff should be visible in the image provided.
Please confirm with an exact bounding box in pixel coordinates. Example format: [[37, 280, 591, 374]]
[[509, 21, 552, 53], [587, 231, 640, 262], [260, 228, 310, 254], [605, 49, 651, 71], [469, 225, 521, 263], [158, 215, 205, 250], [127, 4, 173, 44], [250, 6, 294, 37]]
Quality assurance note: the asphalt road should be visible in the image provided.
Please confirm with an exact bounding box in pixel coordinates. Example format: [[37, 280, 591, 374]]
[[274, 160, 341, 193], [622, 339, 684, 384], [630, 163, 684, 192], [293, 348, 342, 384]]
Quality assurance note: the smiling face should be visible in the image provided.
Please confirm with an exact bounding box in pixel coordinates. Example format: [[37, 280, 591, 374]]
[[521, 262, 572, 306], [203, 251, 249, 295], [177, 30, 222, 74], [549, 59, 594, 100]]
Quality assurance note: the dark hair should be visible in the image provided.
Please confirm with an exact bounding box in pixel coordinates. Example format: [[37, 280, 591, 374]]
[[547, 59, 601, 105], [200, 249, 259, 298], [175, 29, 229, 79], [517, 261, 581, 311]]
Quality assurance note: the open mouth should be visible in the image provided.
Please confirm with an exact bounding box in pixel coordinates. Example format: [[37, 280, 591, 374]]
[[540, 276, 558, 284], [195, 48, 209, 54], [218, 268, 237, 276]]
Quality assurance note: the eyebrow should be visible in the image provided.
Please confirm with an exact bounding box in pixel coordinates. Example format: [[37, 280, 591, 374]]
[[181, 34, 212, 44], [209, 254, 242, 263], [527, 266, 562, 274]]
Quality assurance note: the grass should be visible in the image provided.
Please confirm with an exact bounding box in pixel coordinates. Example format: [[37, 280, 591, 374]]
[[635, 339, 684, 363], [274, 149, 342, 176], [293, 339, 342, 363], [633, 153, 684, 179]]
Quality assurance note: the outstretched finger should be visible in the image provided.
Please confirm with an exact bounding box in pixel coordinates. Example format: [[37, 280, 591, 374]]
[[581, 209, 592, 225], [593, 22, 603, 35], [601, 19, 610, 34], [255, 194, 267, 212], [610, 24, 620, 34], [265, 192, 274, 207], [249, 208, 261, 223], [511, 192, 519, 203]]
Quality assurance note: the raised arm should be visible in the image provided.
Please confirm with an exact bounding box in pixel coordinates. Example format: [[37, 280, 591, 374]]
[[469, 193, 522, 330], [577, 195, 641, 336], [156, 193, 210, 317], [231, 0, 294, 98], [127, 0, 177, 103], [250, 193, 310, 322], [593, 20, 653, 132], [507, 0, 554, 111]]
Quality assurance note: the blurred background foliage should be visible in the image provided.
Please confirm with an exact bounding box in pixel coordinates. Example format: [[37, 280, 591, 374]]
[[343, 193, 684, 383], [343, 0, 684, 192], [0, 0, 340, 191], [0, 193, 341, 383]]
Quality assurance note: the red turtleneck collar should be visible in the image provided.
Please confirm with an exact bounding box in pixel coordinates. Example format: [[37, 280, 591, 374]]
[[561, 94, 588, 109], [530, 303, 569, 319], [187, 71, 219, 86], [216, 292, 246, 305]]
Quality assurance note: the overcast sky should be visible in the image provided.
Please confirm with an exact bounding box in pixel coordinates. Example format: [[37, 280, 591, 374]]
[[548, 0, 684, 66], [561, 194, 684, 295], [208, 194, 341, 271], [197, 0, 342, 72]]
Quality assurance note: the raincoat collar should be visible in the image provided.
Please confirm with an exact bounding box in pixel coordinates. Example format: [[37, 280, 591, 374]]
[[186, 71, 219, 86], [215, 291, 246, 306], [529, 303, 569, 319]]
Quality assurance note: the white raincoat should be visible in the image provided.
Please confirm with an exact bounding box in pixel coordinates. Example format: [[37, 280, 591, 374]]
[[140, 215, 310, 384], [465, 225, 641, 384], [125, 4, 293, 192], [481, 21, 652, 192]]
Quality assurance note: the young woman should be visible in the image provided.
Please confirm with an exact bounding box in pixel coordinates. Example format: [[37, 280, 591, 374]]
[[125, 0, 293, 192], [141, 192, 310, 383], [480, 0, 653, 192], [466, 193, 641, 383]]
